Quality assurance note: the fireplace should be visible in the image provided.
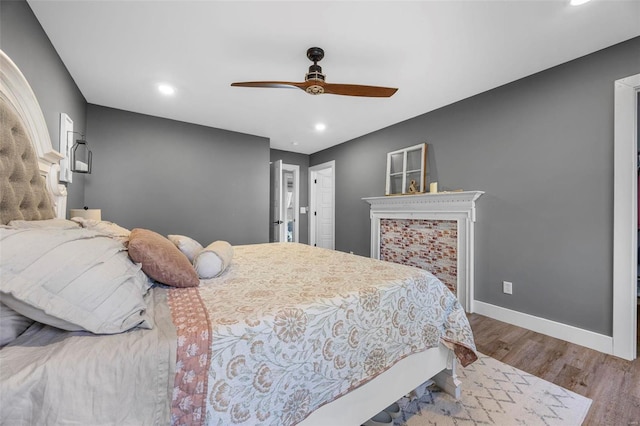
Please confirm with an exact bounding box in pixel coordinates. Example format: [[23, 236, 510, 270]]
[[364, 191, 483, 312]]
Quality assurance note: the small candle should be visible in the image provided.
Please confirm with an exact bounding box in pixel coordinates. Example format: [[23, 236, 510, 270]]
[[430, 182, 438, 193]]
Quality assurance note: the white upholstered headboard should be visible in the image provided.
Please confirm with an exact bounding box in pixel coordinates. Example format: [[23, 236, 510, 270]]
[[0, 49, 67, 222]]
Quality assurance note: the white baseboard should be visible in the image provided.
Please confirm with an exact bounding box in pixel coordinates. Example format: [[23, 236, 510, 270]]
[[473, 300, 613, 355]]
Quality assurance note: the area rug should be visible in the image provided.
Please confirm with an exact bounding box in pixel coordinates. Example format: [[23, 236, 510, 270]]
[[393, 353, 592, 425]]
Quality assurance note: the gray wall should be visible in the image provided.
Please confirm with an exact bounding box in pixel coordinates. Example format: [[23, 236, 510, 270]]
[[311, 37, 640, 336], [86, 105, 270, 245], [2, 0, 272, 246], [1, 0, 88, 211], [270, 149, 309, 244]]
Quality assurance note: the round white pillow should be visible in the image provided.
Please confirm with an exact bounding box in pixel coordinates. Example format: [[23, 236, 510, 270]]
[[193, 240, 233, 279], [168, 234, 203, 263]]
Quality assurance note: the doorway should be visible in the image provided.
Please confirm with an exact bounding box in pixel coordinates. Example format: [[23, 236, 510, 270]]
[[309, 160, 335, 249], [269, 160, 300, 243], [613, 73, 640, 360], [283, 164, 300, 242]]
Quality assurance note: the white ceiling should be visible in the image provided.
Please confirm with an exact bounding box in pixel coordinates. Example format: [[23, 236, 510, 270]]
[[27, 0, 640, 155]]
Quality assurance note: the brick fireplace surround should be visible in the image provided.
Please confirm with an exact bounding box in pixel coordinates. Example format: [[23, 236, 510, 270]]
[[364, 191, 483, 312]]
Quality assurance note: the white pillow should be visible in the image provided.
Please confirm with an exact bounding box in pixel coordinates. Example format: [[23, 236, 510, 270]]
[[71, 217, 131, 244], [0, 302, 34, 346], [0, 227, 153, 334], [168, 234, 203, 263], [193, 240, 234, 279]]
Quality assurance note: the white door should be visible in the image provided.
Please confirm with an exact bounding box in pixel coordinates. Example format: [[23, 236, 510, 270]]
[[309, 161, 335, 249], [269, 160, 285, 242]]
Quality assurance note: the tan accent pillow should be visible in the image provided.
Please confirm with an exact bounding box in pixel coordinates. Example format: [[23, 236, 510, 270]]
[[128, 228, 199, 288]]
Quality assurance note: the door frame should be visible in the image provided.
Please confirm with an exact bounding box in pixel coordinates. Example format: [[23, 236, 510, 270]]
[[269, 160, 284, 242], [613, 73, 640, 360], [309, 160, 335, 249]]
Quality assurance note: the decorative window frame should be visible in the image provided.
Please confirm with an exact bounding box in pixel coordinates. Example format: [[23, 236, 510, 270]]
[[385, 143, 427, 195]]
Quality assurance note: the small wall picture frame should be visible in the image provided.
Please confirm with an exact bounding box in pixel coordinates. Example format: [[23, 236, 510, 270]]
[[385, 143, 427, 195]]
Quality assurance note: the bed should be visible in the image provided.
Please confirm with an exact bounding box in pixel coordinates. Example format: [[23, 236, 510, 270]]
[[0, 49, 477, 426]]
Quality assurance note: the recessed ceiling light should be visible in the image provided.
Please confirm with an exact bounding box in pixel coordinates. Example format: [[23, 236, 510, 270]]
[[292, 141, 299, 146], [570, 0, 591, 5], [315, 123, 326, 132], [157, 83, 175, 96]]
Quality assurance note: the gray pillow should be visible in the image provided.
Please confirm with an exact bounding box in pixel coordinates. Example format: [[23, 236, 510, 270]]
[[0, 302, 34, 346], [0, 227, 153, 334]]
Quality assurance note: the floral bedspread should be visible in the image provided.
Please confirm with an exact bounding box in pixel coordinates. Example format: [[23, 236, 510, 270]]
[[167, 243, 477, 426]]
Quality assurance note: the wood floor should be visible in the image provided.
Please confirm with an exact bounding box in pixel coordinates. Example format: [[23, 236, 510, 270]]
[[467, 313, 640, 425]]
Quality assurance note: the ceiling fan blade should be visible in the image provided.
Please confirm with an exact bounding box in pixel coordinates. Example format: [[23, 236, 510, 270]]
[[321, 83, 398, 98], [230, 81, 306, 90], [231, 80, 398, 98], [231, 48, 398, 98]]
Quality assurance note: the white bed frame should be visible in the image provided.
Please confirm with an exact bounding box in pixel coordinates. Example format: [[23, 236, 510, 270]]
[[0, 48, 460, 426], [301, 345, 460, 425]]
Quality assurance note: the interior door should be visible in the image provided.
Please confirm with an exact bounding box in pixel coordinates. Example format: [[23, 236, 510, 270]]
[[316, 168, 334, 249], [269, 160, 285, 242], [309, 161, 335, 249]]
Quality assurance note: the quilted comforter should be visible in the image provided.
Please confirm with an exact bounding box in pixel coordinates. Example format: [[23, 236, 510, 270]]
[[169, 243, 476, 425], [1, 243, 476, 426]]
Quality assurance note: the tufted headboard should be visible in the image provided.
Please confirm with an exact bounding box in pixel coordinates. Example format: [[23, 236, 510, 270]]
[[0, 50, 67, 224]]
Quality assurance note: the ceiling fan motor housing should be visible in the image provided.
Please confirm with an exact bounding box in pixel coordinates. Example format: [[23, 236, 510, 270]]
[[306, 64, 324, 80], [305, 47, 326, 94], [305, 66, 325, 94]]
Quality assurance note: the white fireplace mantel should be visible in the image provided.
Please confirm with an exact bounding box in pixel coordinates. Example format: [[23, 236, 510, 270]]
[[364, 191, 484, 312]]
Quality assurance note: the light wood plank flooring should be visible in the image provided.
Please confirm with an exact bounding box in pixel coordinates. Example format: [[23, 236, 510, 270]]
[[467, 313, 640, 425]]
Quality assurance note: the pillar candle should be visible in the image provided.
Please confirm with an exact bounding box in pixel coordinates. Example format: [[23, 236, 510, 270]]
[[429, 182, 438, 193]]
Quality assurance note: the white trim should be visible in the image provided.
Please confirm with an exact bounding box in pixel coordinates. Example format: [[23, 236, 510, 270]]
[[309, 160, 335, 249], [612, 73, 640, 360], [474, 301, 613, 355], [0, 49, 67, 218]]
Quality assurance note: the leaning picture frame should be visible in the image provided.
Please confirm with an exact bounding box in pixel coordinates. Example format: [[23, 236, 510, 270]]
[[385, 143, 427, 195]]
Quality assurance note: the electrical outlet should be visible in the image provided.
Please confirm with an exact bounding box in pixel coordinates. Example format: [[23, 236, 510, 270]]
[[503, 281, 513, 295]]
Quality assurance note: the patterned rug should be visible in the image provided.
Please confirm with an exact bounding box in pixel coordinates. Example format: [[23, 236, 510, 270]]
[[393, 353, 592, 425]]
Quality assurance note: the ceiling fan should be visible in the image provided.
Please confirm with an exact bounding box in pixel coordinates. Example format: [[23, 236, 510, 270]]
[[231, 47, 398, 98]]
